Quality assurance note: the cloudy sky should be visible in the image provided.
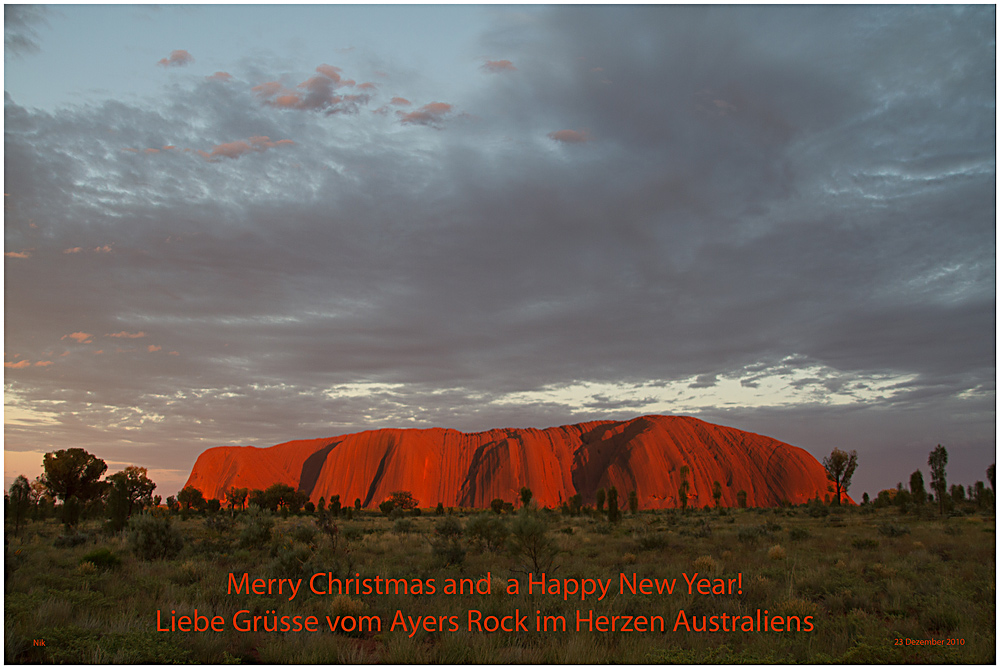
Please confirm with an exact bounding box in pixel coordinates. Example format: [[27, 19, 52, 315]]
[[4, 5, 995, 499]]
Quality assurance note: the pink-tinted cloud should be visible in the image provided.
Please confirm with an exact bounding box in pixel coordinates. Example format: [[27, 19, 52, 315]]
[[62, 332, 93, 344], [168, 351, 180, 356], [197, 136, 295, 162], [144, 148, 159, 154], [162, 145, 176, 150], [252, 81, 283, 98], [253, 65, 369, 114], [147, 345, 162, 352], [106, 331, 146, 339], [121, 147, 139, 153], [483, 59, 516, 73], [390, 97, 411, 106], [63, 247, 83, 254], [157, 49, 193, 67], [207, 71, 232, 82], [356, 82, 377, 91], [94, 245, 113, 253], [4, 360, 31, 369], [5, 250, 31, 258], [398, 102, 453, 127], [315, 64, 345, 83], [548, 129, 590, 144], [34, 360, 52, 367]]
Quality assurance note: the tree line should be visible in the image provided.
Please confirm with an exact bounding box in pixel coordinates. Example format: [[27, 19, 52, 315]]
[[5, 445, 995, 536]]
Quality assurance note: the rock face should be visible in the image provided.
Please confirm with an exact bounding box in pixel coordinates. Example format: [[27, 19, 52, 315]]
[[182, 415, 843, 508]]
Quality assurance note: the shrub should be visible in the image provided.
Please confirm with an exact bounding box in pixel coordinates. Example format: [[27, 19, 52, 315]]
[[379, 500, 395, 516], [290, 523, 317, 544], [637, 532, 669, 551], [851, 537, 879, 549], [128, 513, 183, 560], [737, 526, 763, 546], [491, 498, 504, 514], [607, 487, 620, 523], [431, 517, 466, 566], [435, 502, 445, 516], [789, 527, 811, 541], [341, 525, 363, 541], [238, 508, 274, 548], [79, 547, 121, 570], [768, 545, 786, 560], [435, 516, 463, 539], [693, 555, 721, 574], [54, 533, 89, 548], [509, 512, 558, 573], [876, 522, 910, 537], [466, 513, 509, 552], [393, 518, 414, 534]]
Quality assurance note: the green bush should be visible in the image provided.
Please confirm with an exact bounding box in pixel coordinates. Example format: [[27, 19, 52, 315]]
[[238, 508, 274, 548], [341, 525, 363, 541], [79, 547, 121, 570], [54, 533, 89, 548], [127, 513, 183, 560], [737, 526, 764, 546], [431, 517, 466, 566], [466, 513, 509, 552], [636, 531, 670, 551], [509, 512, 558, 573], [290, 523, 317, 544], [789, 527, 812, 541], [876, 522, 910, 537]]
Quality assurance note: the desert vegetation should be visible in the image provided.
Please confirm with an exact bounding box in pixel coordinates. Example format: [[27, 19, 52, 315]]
[[4, 489, 994, 662], [4, 446, 996, 663]]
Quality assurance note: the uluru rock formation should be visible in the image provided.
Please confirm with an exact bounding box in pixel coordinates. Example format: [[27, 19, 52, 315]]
[[183, 415, 843, 509]]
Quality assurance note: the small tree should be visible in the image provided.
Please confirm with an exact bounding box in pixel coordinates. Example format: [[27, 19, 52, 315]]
[[42, 448, 108, 504], [928, 445, 948, 516], [595, 488, 606, 513], [520, 486, 533, 509], [678, 466, 690, 512], [949, 484, 965, 504], [177, 486, 206, 511], [822, 449, 858, 506], [862, 492, 870, 505], [354, 498, 361, 512], [389, 491, 418, 510], [988, 464, 995, 492], [226, 487, 249, 512], [736, 490, 747, 509], [107, 466, 156, 517], [909, 470, 926, 505], [628, 490, 639, 514], [329, 494, 342, 517], [568, 494, 583, 516], [509, 512, 558, 573], [8, 475, 31, 535], [61, 495, 82, 529], [712, 481, 722, 509], [490, 498, 504, 514], [607, 486, 620, 523]]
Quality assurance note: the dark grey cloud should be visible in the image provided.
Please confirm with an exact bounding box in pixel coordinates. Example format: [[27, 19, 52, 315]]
[[4, 6, 994, 495], [4, 5, 48, 57]]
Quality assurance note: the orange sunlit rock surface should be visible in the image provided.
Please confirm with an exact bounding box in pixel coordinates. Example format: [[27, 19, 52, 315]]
[[183, 415, 843, 508]]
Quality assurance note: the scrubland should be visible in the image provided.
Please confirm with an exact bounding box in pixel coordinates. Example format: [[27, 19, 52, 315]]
[[5, 502, 995, 664]]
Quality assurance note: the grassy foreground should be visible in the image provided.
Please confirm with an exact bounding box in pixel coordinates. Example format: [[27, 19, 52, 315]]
[[5, 503, 995, 664]]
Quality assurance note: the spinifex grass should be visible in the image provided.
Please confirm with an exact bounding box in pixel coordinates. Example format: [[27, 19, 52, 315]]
[[5, 505, 995, 663]]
